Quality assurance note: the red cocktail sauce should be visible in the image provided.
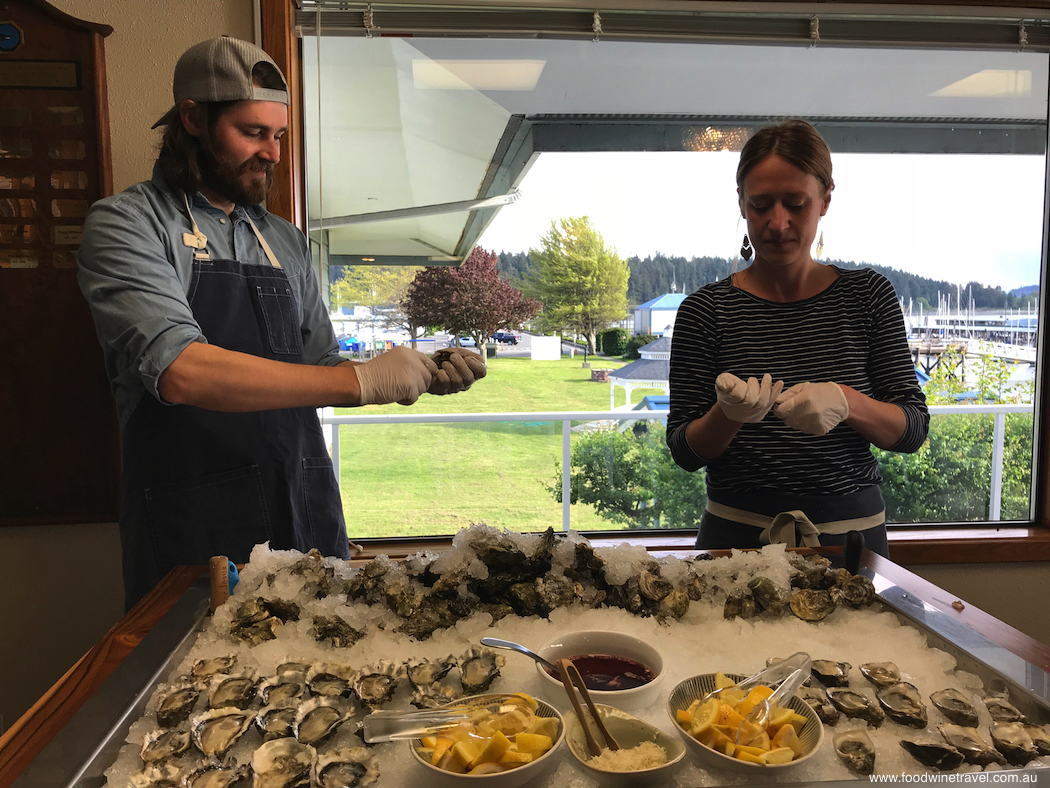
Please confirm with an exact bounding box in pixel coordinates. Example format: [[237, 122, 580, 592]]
[[545, 654, 655, 690]]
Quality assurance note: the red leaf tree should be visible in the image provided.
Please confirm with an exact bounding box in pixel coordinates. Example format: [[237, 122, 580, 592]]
[[401, 246, 540, 354]]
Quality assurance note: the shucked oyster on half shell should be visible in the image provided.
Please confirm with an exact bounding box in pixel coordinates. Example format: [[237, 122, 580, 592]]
[[405, 655, 458, 687], [293, 696, 353, 746], [251, 737, 316, 788], [183, 762, 250, 788], [459, 646, 506, 695], [937, 724, 1006, 767], [154, 680, 200, 728], [859, 662, 900, 689], [191, 655, 238, 686], [827, 688, 885, 727], [989, 721, 1040, 766], [799, 685, 840, 725], [258, 671, 307, 706], [811, 660, 852, 687], [207, 671, 257, 710], [984, 695, 1027, 723], [313, 747, 380, 788], [352, 661, 405, 711], [139, 727, 190, 762], [876, 682, 928, 728], [929, 688, 979, 727], [899, 737, 965, 771], [833, 728, 876, 775], [189, 707, 255, 758], [1027, 723, 1050, 756], [307, 662, 357, 698], [256, 700, 300, 741], [410, 680, 461, 709], [129, 762, 183, 788]]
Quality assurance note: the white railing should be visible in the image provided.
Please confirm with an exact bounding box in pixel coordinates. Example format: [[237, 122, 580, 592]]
[[320, 404, 1033, 529]]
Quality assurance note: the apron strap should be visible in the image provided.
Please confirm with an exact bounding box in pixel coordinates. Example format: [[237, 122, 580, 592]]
[[181, 193, 210, 261], [245, 213, 283, 270], [705, 500, 885, 550]]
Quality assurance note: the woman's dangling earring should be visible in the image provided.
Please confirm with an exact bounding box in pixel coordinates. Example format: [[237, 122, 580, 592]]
[[740, 234, 753, 262], [815, 231, 825, 260]]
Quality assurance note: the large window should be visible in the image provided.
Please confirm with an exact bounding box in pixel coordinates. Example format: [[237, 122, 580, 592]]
[[299, 8, 1047, 539]]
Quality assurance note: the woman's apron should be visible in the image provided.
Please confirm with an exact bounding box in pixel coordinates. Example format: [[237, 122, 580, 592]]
[[119, 198, 350, 610]]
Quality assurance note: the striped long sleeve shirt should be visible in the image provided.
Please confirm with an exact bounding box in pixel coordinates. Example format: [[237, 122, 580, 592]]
[[666, 266, 930, 497]]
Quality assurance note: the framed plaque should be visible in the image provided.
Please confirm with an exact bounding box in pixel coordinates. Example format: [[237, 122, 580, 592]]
[[0, 0, 118, 524]]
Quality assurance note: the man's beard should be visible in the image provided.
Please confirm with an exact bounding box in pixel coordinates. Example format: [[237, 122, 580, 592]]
[[198, 136, 273, 206]]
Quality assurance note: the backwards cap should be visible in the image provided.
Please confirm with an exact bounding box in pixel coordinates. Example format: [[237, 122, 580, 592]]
[[152, 36, 289, 129]]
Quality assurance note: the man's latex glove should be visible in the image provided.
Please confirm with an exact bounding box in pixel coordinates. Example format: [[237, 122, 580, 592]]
[[774, 381, 850, 435], [715, 372, 784, 423], [428, 347, 487, 396], [354, 346, 437, 406]]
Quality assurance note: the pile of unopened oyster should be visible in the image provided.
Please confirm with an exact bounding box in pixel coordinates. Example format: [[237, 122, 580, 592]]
[[107, 524, 1049, 787]]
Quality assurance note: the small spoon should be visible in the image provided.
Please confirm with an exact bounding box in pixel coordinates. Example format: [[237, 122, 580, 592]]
[[480, 637, 559, 674]]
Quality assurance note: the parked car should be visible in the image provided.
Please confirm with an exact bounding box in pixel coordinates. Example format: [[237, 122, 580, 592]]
[[490, 332, 519, 345], [458, 336, 477, 347]]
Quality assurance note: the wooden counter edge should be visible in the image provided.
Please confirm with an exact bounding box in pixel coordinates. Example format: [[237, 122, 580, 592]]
[[0, 565, 206, 786]]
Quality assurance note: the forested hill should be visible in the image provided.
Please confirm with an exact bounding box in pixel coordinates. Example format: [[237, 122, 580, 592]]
[[496, 250, 1038, 310]]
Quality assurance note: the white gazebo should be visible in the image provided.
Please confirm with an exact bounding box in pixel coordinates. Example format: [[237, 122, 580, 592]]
[[608, 336, 671, 408]]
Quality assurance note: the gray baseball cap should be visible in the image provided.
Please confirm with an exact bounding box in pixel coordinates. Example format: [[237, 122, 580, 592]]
[[152, 36, 289, 129]]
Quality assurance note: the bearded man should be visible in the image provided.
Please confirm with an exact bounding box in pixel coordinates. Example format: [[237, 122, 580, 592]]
[[78, 37, 484, 610]]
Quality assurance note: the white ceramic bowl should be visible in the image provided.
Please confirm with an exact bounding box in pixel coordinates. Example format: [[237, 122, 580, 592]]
[[534, 630, 664, 713], [409, 693, 566, 788], [666, 673, 824, 774], [565, 703, 686, 788]]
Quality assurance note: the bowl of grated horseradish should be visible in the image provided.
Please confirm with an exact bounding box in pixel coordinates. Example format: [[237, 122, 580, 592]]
[[565, 703, 686, 788]]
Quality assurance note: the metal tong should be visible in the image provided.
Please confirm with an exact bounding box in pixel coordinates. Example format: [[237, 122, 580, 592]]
[[555, 657, 620, 757], [361, 694, 523, 743]]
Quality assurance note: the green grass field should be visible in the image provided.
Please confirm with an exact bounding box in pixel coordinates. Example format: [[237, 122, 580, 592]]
[[334, 355, 665, 538]]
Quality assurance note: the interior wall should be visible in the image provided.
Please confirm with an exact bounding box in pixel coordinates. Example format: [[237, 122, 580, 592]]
[[0, 0, 254, 736]]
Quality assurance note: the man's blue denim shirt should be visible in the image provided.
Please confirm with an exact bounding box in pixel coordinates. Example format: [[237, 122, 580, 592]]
[[77, 164, 343, 428]]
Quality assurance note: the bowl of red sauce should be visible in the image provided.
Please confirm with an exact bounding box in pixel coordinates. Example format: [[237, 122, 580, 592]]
[[535, 630, 664, 712]]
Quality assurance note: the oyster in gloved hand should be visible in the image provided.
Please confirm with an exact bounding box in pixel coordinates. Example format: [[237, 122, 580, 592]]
[[429, 347, 486, 395]]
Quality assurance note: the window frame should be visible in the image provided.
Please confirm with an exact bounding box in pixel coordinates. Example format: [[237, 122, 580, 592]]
[[259, 0, 1050, 563]]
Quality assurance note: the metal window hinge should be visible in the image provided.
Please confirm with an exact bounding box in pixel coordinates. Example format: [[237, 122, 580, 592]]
[[1019, 21, 1028, 52], [810, 16, 820, 48], [592, 10, 603, 43], [363, 4, 379, 38]]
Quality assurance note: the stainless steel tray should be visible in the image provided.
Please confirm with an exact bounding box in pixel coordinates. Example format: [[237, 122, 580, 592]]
[[12, 562, 1050, 788]]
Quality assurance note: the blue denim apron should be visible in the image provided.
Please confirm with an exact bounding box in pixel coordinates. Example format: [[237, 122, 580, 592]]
[[118, 200, 349, 609]]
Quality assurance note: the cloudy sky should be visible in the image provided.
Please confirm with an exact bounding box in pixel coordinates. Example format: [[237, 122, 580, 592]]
[[479, 151, 1045, 292]]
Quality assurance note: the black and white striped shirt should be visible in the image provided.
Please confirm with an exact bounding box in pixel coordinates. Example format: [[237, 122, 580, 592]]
[[666, 266, 930, 497]]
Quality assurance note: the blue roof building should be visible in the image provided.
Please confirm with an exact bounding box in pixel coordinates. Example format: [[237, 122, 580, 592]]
[[634, 293, 687, 336]]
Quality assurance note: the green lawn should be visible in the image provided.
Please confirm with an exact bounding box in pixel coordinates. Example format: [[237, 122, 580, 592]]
[[334, 356, 666, 537]]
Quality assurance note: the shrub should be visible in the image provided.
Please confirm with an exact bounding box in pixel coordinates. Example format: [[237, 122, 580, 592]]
[[598, 327, 628, 356], [623, 334, 659, 359]]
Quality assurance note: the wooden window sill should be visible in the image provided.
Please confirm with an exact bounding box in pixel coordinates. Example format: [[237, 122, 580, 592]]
[[349, 528, 1050, 565]]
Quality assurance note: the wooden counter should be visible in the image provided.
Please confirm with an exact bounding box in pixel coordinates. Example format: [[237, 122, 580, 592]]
[[2, 546, 1049, 786]]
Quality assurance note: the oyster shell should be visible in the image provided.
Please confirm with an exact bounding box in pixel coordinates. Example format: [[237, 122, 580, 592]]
[[405, 655, 458, 687], [859, 662, 900, 689], [129, 763, 183, 788], [191, 655, 237, 686], [286, 548, 336, 598], [307, 662, 357, 697], [139, 727, 190, 762], [183, 762, 250, 788], [258, 672, 307, 706], [154, 681, 200, 728], [638, 568, 673, 602], [207, 672, 256, 710], [811, 660, 851, 687], [790, 589, 836, 622], [256, 700, 300, 741], [313, 747, 380, 788], [190, 707, 255, 758], [984, 695, 1027, 723], [827, 688, 885, 727], [799, 686, 840, 725], [313, 615, 365, 648], [748, 576, 789, 616], [410, 681, 461, 710], [876, 682, 928, 728], [899, 737, 965, 771], [989, 721, 1039, 766], [929, 688, 979, 727], [833, 728, 876, 775], [723, 589, 756, 620], [937, 724, 1006, 767], [277, 661, 311, 676], [1026, 723, 1050, 756], [832, 574, 877, 608], [352, 661, 405, 710], [251, 737, 315, 788], [229, 597, 300, 645], [656, 587, 690, 620], [459, 646, 505, 695], [294, 696, 353, 746]]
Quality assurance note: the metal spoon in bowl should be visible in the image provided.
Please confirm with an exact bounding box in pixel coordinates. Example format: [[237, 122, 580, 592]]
[[480, 637, 560, 674]]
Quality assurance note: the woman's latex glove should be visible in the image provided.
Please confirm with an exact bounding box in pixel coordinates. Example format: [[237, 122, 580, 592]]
[[715, 372, 784, 423], [428, 347, 487, 396], [774, 381, 850, 435], [354, 346, 437, 405]]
